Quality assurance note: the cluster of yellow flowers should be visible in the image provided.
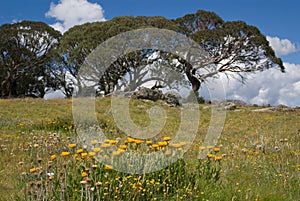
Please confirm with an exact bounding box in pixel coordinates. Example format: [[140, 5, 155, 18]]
[[17, 121, 33, 128], [199, 145, 223, 161], [34, 136, 180, 171], [23, 135, 226, 200], [28, 137, 224, 178]]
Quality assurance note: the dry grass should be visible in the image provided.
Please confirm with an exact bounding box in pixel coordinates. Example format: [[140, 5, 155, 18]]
[[0, 98, 299, 200]]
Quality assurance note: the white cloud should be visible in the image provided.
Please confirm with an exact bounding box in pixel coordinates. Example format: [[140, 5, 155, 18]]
[[266, 36, 298, 56], [45, 0, 105, 33], [201, 62, 300, 107], [12, 19, 19, 24]]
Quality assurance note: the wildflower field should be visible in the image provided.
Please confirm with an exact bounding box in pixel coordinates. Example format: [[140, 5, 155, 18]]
[[0, 98, 299, 201]]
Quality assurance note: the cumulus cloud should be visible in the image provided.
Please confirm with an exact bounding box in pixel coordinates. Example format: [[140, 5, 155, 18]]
[[201, 62, 300, 107], [45, 0, 105, 33], [266, 36, 298, 56]]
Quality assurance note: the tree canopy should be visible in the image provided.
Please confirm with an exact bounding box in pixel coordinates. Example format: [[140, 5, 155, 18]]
[[0, 10, 284, 98], [0, 21, 61, 98]]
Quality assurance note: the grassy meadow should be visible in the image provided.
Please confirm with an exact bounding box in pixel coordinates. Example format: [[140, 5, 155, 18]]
[[0, 98, 299, 200]]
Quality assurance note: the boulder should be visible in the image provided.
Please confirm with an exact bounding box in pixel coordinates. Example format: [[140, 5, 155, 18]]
[[163, 91, 181, 106], [224, 102, 236, 110], [131, 87, 163, 101], [252, 107, 274, 112], [273, 104, 294, 111], [131, 87, 181, 107]]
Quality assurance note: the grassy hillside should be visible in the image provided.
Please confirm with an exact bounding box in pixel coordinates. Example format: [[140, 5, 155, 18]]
[[0, 98, 299, 200]]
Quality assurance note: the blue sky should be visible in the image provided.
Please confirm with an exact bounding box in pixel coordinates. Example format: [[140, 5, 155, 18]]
[[0, 0, 299, 62], [0, 1, 299, 41], [1, 0, 300, 106]]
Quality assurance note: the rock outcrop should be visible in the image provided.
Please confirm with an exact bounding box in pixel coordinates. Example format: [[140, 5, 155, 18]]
[[131, 87, 163, 101], [131, 87, 181, 106]]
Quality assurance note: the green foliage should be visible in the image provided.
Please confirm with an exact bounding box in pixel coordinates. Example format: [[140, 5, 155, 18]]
[[197, 96, 206, 104], [190, 20, 284, 90], [175, 10, 224, 35], [0, 21, 61, 98], [0, 10, 284, 98]]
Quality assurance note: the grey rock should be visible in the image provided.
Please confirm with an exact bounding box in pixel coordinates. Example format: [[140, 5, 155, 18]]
[[252, 107, 275, 112], [131, 87, 163, 101], [163, 91, 181, 106], [131, 87, 182, 107], [224, 102, 236, 110]]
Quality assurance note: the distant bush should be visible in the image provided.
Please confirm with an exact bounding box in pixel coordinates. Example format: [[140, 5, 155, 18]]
[[197, 96, 206, 104]]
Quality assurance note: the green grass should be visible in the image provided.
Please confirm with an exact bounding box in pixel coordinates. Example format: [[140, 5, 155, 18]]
[[0, 98, 299, 200]]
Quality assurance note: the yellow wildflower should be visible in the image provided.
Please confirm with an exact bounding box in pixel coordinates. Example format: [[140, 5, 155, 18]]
[[119, 145, 127, 150], [91, 140, 98, 145], [215, 156, 222, 161], [179, 142, 187, 147], [213, 147, 220, 153], [169, 143, 182, 149], [104, 165, 113, 171], [76, 149, 84, 154], [165, 150, 172, 156], [50, 154, 57, 160], [93, 147, 103, 153], [81, 172, 87, 177], [199, 146, 205, 151], [152, 144, 159, 150], [207, 153, 214, 159], [68, 144, 76, 149], [146, 141, 152, 145], [88, 152, 96, 158], [134, 139, 143, 145], [81, 153, 88, 159], [29, 167, 37, 173], [112, 150, 122, 156], [109, 140, 117, 145], [158, 141, 168, 147], [61, 152, 70, 157], [103, 139, 110, 143], [127, 137, 135, 143], [101, 143, 111, 148], [206, 145, 213, 150], [163, 137, 171, 141]]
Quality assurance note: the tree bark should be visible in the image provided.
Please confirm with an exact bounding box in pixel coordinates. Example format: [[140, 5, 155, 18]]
[[1, 79, 15, 98], [1, 80, 7, 97], [185, 63, 201, 92]]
